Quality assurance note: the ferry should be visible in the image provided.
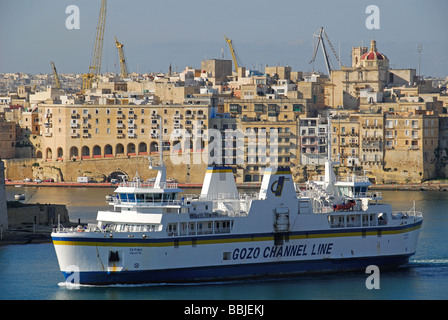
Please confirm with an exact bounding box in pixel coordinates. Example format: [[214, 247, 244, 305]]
[[51, 149, 423, 285]]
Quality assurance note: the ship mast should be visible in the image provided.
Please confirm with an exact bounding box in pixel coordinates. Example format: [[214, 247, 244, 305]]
[[324, 116, 337, 193]]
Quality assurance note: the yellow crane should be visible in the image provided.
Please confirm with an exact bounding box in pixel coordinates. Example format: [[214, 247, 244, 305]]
[[50, 61, 61, 89], [224, 35, 239, 73], [82, 0, 107, 92], [114, 36, 129, 79]]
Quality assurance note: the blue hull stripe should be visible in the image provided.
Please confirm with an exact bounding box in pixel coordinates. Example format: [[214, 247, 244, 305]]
[[62, 254, 412, 285]]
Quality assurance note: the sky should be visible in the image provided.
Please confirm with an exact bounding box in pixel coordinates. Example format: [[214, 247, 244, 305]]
[[0, 0, 447, 77]]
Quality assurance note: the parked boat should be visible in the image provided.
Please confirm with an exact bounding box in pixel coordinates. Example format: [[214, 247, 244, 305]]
[[14, 194, 25, 201]]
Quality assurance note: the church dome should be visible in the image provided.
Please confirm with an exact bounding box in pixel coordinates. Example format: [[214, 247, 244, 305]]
[[361, 39, 387, 61]]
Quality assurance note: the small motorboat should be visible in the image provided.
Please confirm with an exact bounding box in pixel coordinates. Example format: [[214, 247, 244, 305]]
[[15, 194, 25, 201]]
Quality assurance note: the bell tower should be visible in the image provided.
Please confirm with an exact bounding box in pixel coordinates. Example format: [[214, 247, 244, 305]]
[[352, 46, 368, 68]]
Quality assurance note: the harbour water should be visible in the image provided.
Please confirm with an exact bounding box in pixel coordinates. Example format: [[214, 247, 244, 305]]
[[1, 186, 448, 300]]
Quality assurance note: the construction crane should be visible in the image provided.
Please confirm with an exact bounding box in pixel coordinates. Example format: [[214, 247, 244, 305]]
[[309, 27, 343, 75], [224, 35, 240, 73], [50, 61, 61, 89], [82, 0, 107, 92], [114, 36, 129, 79]]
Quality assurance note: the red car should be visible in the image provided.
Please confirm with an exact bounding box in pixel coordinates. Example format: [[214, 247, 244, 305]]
[[44, 178, 54, 183]]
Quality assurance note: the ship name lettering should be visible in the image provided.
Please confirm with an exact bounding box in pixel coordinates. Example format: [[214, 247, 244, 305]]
[[129, 248, 142, 254], [232, 243, 333, 260], [262, 244, 308, 258], [310, 243, 333, 255], [232, 247, 260, 260]]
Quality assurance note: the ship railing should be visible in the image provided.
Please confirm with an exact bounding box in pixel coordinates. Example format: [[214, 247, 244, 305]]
[[393, 205, 423, 219], [118, 181, 178, 189], [336, 175, 370, 183], [353, 191, 382, 199], [109, 198, 182, 206], [184, 192, 258, 202], [310, 175, 370, 183]]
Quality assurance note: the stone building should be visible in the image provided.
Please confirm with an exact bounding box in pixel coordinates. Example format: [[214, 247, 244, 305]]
[[0, 118, 16, 159], [383, 111, 439, 182], [35, 102, 213, 182]]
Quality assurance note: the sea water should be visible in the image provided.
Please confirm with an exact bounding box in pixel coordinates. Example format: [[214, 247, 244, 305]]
[[1, 187, 447, 300]]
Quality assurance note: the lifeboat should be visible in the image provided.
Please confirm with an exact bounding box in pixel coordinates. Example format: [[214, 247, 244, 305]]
[[333, 200, 356, 211]]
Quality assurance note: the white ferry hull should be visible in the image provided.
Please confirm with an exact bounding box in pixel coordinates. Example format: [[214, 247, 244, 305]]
[[52, 220, 421, 284]]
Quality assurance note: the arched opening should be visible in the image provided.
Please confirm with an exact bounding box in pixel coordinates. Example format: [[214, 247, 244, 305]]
[[69, 147, 78, 159], [195, 139, 205, 151], [36, 150, 42, 159], [57, 147, 63, 160], [127, 143, 136, 156], [172, 140, 182, 152], [104, 144, 113, 157], [108, 170, 128, 182], [46, 148, 53, 161], [184, 139, 193, 151], [162, 141, 170, 152], [138, 142, 147, 155], [150, 142, 158, 154], [244, 174, 252, 182], [81, 146, 90, 159], [93, 145, 102, 158], [116, 143, 124, 156]]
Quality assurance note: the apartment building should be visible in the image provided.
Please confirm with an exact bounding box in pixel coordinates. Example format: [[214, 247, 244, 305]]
[[330, 113, 360, 167], [358, 113, 385, 172], [299, 116, 328, 165]]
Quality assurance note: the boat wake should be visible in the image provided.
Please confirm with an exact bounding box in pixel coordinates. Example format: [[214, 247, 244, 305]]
[[410, 258, 448, 266], [408, 258, 448, 273]]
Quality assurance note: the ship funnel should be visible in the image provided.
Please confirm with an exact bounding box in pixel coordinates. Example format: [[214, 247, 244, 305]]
[[259, 167, 296, 201], [201, 166, 238, 198]]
